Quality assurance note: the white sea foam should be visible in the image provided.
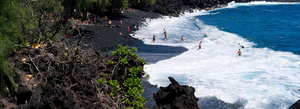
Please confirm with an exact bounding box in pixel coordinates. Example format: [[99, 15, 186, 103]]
[[224, 1, 300, 9], [133, 2, 300, 109]]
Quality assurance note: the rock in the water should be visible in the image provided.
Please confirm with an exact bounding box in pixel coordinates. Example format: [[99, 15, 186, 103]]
[[153, 76, 201, 109], [290, 99, 300, 109]]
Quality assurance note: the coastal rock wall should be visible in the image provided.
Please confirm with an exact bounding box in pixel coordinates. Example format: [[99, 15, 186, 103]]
[[146, 0, 300, 15], [146, 0, 231, 15]]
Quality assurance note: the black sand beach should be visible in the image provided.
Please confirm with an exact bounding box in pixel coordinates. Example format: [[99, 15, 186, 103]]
[[3, 0, 300, 108], [74, 9, 189, 108], [79, 8, 247, 109]]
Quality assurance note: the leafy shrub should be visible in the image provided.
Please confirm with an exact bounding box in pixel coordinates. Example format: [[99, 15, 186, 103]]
[[121, 58, 128, 64], [107, 60, 114, 65], [138, 58, 147, 65], [145, 74, 150, 80], [110, 80, 121, 91], [102, 45, 149, 108], [97, 78, 106, 83]]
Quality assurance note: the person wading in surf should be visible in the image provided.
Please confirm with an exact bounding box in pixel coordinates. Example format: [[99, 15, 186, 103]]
[[199, 41, 202, 49], [153, 35, 158, 42], [163, 28, 167, 40], [238, 43, 244, 48], [237, 49, 242, 56], [181, 36, 184, 43]]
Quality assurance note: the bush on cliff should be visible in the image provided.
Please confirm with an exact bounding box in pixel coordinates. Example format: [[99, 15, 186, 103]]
[[70, 0, 156, 13], [99, 44, 149, 108], [0, 0, 33, 95]]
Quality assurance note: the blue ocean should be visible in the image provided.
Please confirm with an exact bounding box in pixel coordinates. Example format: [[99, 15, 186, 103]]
[[133, 2, 300, 109]]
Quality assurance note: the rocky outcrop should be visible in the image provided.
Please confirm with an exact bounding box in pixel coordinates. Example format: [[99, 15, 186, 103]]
[[290, 99, 300, 109], [0, 39, 147, 108], [146, 0, 231, 15], [153, 77, 201, 109], [146, 0, 300, 15]]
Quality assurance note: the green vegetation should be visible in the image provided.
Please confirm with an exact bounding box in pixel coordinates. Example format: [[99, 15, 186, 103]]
[[1, 0, 155, 104], [107, 60, 114, 65], [0, 0, 66, 95], [97, 45, 148, 108], [123, 67, 147, 108], [138, 57, 147, 65], [110, 80, 122, 91], [145, 73, 150, 80], [71, 0, 156, 12], [97, 78, 106, 83], [121, 57, 128, 64], [113, 45, 148, 108], [0, 0, 33, 95], [0, 0, 66, 92]]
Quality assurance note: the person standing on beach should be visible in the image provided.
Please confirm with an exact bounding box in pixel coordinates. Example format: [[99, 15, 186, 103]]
[[120, 20, 123, 27], [199, 41, 202, 49], [109, 20, 112, 28], [237, 49, 242, 56], [127, 26, 130, 34], [153, 35, 157, 42], [181, 36, 184, 43], [163, 28, 167, 39]]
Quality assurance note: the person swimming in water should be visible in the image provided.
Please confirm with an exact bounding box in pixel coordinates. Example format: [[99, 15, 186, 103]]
[[238, 43, 244, 48]]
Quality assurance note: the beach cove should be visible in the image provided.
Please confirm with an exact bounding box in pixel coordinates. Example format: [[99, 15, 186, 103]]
[[1, 0, 300, 109]]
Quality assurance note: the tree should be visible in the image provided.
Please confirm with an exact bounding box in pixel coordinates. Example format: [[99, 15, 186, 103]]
[[0, 0, 32, 95], [0, 0, 71, 95]]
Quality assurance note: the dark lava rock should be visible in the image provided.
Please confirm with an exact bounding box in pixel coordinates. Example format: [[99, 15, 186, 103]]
[[146, 0, 232, 15], [0, 101, 5, 108], [16, 85, 32, 104], [289, 99, 300, 109], [153, 76, 201, 109]]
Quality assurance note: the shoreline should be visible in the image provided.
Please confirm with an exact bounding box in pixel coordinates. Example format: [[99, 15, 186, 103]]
[[2, 1, 300, 109], [86, 4, 233, 109], [132, 2, 300, 109], [85, 9, 189, 108]]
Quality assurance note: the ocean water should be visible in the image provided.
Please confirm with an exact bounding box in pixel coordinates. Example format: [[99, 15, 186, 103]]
[[133, 1, 300, 109]]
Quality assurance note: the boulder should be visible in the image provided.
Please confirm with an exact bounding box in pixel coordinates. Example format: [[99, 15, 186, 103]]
[[153, 76, 201, 109], [289, 99, 300, 109]]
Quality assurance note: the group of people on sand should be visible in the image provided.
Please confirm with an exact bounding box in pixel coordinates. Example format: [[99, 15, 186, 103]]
[[70, 17, 94, 28], [70, 11, 96, 28], [108, 20, 137, 35]]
